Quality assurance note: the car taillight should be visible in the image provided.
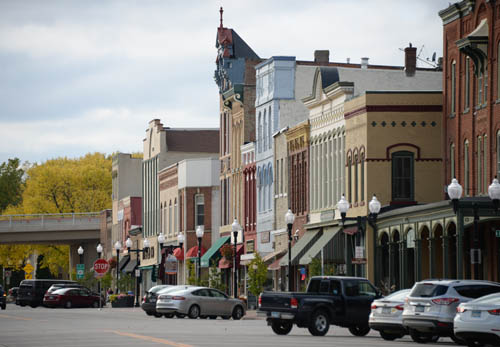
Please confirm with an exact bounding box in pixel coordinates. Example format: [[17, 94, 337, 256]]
[[488, 309, 500, 315], [371, 304, 377, 309], [456, 306, 467, 313], [395, 304, 404, 311], [405, 297, 409, 304], [290, 298, 298, 309], [171, 296, 185, 300], [431, 298, 459, 305], [258, 295, 262, 308]]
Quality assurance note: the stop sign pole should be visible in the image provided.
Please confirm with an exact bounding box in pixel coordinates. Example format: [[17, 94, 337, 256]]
[[94, 256, 108, 310]]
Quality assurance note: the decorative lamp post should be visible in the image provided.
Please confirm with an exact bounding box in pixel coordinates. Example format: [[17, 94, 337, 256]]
[[337, 195, 350, 224], [488, 177, 500, 211], [77, 246, 84, 265], [196, 226, 204, 283], [96, 244, 103, 258], [448, 178, 463, 213], [96, 243, 103, 309], [114, 241, 122, 294], [284, 209, 295, 292], [231, 219, 241, 298], [126, 236, 148, 307]]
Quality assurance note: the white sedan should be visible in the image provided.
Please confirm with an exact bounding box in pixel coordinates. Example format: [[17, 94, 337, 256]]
[[454, 292, 500, 347]]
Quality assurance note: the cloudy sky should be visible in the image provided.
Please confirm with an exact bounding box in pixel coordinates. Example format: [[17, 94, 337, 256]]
[[0, 0, 452, 164]]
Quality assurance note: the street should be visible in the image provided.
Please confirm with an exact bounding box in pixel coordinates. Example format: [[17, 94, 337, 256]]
[[0, 304, 459, 347]]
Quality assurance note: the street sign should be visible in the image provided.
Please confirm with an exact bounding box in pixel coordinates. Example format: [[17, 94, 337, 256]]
[[23, 263, 34, 274], [76, 264, 85, 279], [496, 230, 500, 238], [135, 269, 140, 277], [4, 270, 12, 277], [93, 259, 109, 279]]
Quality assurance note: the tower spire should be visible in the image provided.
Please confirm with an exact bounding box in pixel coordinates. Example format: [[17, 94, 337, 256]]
[[219, 6, 224, 28]]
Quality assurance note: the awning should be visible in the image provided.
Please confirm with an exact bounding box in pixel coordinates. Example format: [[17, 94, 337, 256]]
[[173, 247, 184, 261], [299, 226, 340, 265], [200, 236, 230, 267], [217, 244, 244, 269], [279, 229, 321, 266], [343, 226, 358, 235], [123, 259, 138, 273], [186, 245, 206, 258], [262, 249, 286, 263], [268, 256, 283, 271], [118, 255, 130, 272]]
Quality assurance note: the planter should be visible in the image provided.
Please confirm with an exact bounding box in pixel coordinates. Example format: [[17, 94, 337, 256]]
[[111, 295, 134, 307]]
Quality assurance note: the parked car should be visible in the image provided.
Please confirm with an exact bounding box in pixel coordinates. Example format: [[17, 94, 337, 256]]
[[8, 287, 19, 303], [402, 279, 500, 344], [156, 286, 245, 320], [0, 285, 6, 310], [369, 289, 411, 340], [259, 276, 381, 336], [454, 292, 500, 347], [141, 285, 174, 317], [17, 279, 79, 307], [43, 287, 105, 308], [46, 283, 83, 295]]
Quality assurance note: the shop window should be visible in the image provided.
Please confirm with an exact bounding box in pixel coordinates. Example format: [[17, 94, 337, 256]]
[[195, 194, 204, 227]]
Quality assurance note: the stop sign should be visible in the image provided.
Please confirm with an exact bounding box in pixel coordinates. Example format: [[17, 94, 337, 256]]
[[93, 259, 109, 278]]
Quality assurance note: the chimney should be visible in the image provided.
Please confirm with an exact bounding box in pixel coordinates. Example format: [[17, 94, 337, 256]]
[[405, 43, 417, 77], [346, 58, 350, 64], [314, 50, 330, 65], [361, 57, 369, 69]]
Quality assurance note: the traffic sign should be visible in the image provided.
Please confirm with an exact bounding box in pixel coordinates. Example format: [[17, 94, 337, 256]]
[[93, 259, 109, 279], [23, 263, 34, 274], [76, 264, 85, 279], [4, 270, 12, 277]]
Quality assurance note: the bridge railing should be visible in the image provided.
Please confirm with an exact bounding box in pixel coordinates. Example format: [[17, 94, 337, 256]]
[[0, 212, 101, 229]]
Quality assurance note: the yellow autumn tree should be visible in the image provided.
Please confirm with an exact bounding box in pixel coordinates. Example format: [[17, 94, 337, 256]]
[[0, 153, 112, 275]]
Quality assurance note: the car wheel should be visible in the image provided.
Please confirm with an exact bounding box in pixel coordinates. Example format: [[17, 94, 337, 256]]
[[29, 303, 37, 308], [271, 320, 293, 335], [64, 301, 72, 309], [200, 315, 208, 319], [154, 312, 163, 318], [348, 325, 370, 337], [20, 302, 26, 307], [175, 313, 186, 319], [1, 304, 6, 310], [188, 305, 200, 319], [164, 313, 174, 318], [208, 315, 217, 319], [92, 301, 99, 308], [379, 331, 403, 341], [451, 333, 467, 345], [232, 306, 244, 320], [146, 311, 154, 316], [409, 328, 434, 344], [221, 315, 230, 320], [308, 309, 330, 336], [465, 340, 484, 347]]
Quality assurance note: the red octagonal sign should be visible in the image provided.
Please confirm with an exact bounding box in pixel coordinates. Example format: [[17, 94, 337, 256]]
[[93, 259, 109, 278]]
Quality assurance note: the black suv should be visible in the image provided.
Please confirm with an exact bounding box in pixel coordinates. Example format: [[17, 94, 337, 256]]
[[0, 285, 6, 310]]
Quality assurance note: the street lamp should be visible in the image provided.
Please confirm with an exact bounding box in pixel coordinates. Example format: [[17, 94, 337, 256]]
[[126, 236, 149, 307], [77, 246, 84, 265], [114, 241, 122, 294], [488, 178, 500, 210], [231, 219, 241, 298], [177, 232, 185, 284], [285, 209, 295, 292], [336, 194, 381, 276], [196, 225, 204, 283], [96, 244, 103, 309]]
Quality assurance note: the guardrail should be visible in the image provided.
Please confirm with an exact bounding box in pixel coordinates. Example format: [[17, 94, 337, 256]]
[[0, 212, 101, 229]]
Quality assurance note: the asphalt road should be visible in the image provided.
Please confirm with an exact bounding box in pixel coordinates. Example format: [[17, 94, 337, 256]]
[[0, 304, 459, 347]]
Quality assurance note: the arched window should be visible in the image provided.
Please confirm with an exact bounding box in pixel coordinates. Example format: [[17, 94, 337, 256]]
[[354, 154, 359, 203], [258, 112, 262, 153], [450, 143, 455, 181], [465, 140, 470, 195], [263, 109, 267, 151], [174, 198, 178, 235], [268, 106, 272, 150], [160, 203, 163, 234], [347, 155, 352, 203], [392, 151, 414, 201], [484, 135, 488, 193], [451, 61, 456, 115], [477, 136, 482, 194], [465, 57, 470, 110], [268, 163, 273, 210], [360, 152, 365, 202], [168, 200, 172, 235]]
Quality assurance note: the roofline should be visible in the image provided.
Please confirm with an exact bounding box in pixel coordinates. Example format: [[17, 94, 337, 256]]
[[255, 56, 296, 69]]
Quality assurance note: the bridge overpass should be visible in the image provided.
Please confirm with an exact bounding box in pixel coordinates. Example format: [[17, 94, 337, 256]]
[[0, 213, 103, 273]]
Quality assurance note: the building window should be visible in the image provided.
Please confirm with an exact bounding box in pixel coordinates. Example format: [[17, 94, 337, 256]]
[[484, 66, 488, 105], [465, 57, 470, 110], [354, 154, 358, 203], [195, 194, 204, 227], [498, 43, 500, 100], [391, 151, 414, 201], [268, 106, 272, 150], [360, 154, 365, 202], [268, 163, 273, 209], [168, 200, 172, 235], [484, 135, 488, 193], [348, 156, 352, 203], [477, 136, 482, 194], [478, 70, 483, 106], [450, 143, 455, 181], [465, 140, 470, 196], [258, 113, 262, 153], [174, 198, 178, 235], [275, 159, 279, 195], [451, 61, 456, 115], [263, 109, 267, 151], [280, 158, 283, 195]]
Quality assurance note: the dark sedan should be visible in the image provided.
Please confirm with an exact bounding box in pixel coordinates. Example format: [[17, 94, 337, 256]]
[[142, 285, 173, 317], [43, 288, 104, 308]]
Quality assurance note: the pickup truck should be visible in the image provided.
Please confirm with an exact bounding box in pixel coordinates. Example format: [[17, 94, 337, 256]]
[[258, 276, 382, 336]]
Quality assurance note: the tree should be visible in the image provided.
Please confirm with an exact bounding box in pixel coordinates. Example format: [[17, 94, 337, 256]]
[[247, 252, 268, 297], [208, 260, 226, 292], [0, 158, 24, 214]]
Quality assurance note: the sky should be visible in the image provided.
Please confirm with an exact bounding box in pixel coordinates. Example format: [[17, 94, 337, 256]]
[[0, 0, 453, 164]]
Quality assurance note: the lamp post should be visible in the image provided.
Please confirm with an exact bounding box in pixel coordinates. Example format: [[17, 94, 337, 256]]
[[448, 177, 500, 280], [196, 226, 204, 283], [177, 232, 185, 284], [126, 237, 149, 307], [158, 233, 166, 284], [77, 246, 84, 265], [114, 241, 122, 294], [231, 219, 241, 298], [285, 209, 295, 292], [337, 194, 381, 277], [96, 243, 103, 309]]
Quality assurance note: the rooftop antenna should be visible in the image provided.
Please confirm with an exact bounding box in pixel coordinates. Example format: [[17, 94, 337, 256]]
[[219, 6, 224, 28]]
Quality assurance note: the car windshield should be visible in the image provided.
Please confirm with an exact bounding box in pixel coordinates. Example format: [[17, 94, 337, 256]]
[[410, 283, 448, 297], [469, 293, 500, 304], [384, 289, 411, 301]]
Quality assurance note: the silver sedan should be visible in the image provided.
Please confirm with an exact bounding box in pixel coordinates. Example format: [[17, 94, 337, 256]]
[[156, 286, 245, 320]]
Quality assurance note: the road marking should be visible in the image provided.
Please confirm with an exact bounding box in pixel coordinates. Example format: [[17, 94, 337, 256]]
[[105, 330, 193, 347], [0, 314, 32, 321]]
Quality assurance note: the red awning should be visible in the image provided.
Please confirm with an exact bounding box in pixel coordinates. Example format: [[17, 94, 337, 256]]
[[268, 256, 283, 271], [343, 226, 358, 235], [186, 245, 207, 258], [173, 247, 184, 261], [218, 244, 244, 269]]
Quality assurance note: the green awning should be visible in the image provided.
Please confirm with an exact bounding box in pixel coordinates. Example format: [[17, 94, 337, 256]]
[[200, 236, 231, 267], [299, 226, 340, 265], [279, 229, 322, 266]]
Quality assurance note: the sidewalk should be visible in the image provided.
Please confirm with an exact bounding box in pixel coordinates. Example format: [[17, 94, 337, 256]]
[[244, 310, 265, 320]]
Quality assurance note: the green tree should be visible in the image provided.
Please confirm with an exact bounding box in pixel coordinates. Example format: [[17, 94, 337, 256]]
[[208, 260, 226, 292], [0, 158, 24, 213], [247, 252, 267, 297]]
